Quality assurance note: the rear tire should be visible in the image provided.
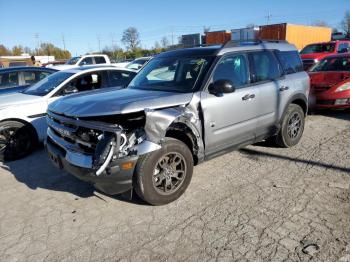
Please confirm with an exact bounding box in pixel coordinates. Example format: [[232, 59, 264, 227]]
[[134, 138, 193, 205], [272, 104, 305, 148], [0, 121, 37, 161]]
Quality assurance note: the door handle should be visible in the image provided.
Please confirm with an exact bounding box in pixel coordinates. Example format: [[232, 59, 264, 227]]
[[279, 86, 289, 92], [242, 94, 255, 100]]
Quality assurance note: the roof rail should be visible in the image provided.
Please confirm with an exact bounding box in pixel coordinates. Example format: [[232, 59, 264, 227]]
[[221, 39, 289, 49], [181, 43, 220, 49]]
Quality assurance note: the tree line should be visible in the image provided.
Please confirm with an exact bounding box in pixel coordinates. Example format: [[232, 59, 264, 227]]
[[1, 10, 349, 61], [0, 43, 71, 59]]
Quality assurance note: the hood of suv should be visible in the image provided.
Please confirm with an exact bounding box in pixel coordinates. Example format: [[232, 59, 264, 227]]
[[49, 88, 194, 117]]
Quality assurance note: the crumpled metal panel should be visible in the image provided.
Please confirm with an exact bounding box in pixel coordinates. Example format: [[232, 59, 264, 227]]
[[144, 92, 205, 162]]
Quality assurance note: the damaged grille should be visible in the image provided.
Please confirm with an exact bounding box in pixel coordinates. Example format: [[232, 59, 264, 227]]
[[47, 111, 122, 155]]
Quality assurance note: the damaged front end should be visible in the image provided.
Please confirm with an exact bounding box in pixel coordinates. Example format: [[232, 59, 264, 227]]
[[46, 110, 161, 194], [46, 101, 204, 195]]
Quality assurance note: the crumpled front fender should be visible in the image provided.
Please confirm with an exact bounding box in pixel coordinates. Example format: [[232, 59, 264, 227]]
[[144, 104, 204, 162]]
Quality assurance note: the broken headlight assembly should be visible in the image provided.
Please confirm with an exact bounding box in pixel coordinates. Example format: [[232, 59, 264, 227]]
[[92, 128, 146, 176]]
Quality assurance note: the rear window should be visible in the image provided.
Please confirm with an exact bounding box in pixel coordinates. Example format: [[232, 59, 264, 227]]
[[95, 56, 106, 64], [276, 51, 303, 74]]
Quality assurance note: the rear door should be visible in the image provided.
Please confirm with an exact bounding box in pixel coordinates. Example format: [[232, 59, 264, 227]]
[[275, 50, 306, 119], [247, 50, 284, 138], [200, 52, 260, 155]]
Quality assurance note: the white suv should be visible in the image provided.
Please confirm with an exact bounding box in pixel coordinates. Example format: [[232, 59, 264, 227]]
[[0, 66, 136, 161]]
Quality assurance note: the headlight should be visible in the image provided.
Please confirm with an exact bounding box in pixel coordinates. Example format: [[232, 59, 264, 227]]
[[314, 59, 319, 63], [335, 82, 350, 92]]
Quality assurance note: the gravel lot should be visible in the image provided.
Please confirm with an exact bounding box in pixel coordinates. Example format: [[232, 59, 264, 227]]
[[0, 111, 349, 262]]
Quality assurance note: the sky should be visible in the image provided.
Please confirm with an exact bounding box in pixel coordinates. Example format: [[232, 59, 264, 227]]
[[0, 0, 349, 55]]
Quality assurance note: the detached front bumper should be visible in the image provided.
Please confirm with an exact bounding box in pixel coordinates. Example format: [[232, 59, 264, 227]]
[[46, 132, 138, 195]]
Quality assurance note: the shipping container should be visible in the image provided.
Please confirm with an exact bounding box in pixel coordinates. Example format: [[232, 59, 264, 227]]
[[181, 33, 201, 47], [205, 31, 231, 45], [258, 23, 332, 50], [231, 27, 259, 41]]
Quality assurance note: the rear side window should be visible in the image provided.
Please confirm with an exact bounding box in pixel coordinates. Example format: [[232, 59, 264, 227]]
[[249, 51, 282, 82], [95, 56, 106, 64], [23, 71, 36, 85], [276, 51, 303, 74], [0, 72, 19, 89], [23, 71, 52, 85], [338, 43, 350, 53], [108, 71, 136, 87]]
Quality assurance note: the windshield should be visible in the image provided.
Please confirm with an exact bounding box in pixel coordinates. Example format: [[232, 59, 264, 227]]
[[65, 57, 81, 65], [300, 43, 335, 54], [311, 56, 350, 72], [24, 71, 73, 96], [126, 59, 149, 70], [128, 56, 212, 92]]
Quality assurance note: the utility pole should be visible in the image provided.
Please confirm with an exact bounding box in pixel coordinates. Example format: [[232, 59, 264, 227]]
[[62, 34, 66, 50], [266, 12, 272, 25], [97, 35, 101, 53], [110, 33, 116, 60], [171, 26, 174, 46], [34, 33, 39, 54]]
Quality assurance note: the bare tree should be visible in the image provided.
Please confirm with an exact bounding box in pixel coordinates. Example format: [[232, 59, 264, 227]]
[[203, 26, 211, 34], [12, 45, 23, 55], [121, 27, 140, 51], [246, 23, 256, 28], [341, 11, 350, 37], [160, 36, 169, 48], [154, 41, 161, 50], [312, 20, 329, 27]]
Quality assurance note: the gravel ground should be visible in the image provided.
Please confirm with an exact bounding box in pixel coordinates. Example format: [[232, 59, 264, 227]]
[[0, 111, 349, 262]]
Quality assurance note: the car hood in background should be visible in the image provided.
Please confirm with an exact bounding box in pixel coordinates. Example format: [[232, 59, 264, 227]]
[[300, 53, 333, 60], [309, 71, 350, 87], [49, 88, 194, 117], [0, 92, 44, 109]]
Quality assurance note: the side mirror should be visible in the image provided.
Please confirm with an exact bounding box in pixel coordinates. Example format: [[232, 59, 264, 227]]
[[208, 80, 235, 97], [63, 85, 78, 95]]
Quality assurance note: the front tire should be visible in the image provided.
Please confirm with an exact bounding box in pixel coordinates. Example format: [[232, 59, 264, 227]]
[[134, 138, 193, 205], [0, 121, 37, 161], [274, 104, 305, 148]]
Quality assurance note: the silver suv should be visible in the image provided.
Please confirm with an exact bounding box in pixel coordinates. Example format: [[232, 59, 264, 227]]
[[46, 41, 309, 205]]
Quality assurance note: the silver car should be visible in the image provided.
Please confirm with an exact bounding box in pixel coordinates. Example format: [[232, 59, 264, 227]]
[[46, 41, 309, 205]]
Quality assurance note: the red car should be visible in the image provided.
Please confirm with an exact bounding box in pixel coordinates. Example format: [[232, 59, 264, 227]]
[[300, 40, 350, 70], [308, 53, 350, 109]]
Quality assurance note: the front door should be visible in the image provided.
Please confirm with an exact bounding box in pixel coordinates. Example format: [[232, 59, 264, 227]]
[[200, 53, 260, 156]]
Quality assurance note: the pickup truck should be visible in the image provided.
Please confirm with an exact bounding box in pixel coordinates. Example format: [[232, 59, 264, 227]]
[[300, 40, 350, 70], [50, 54, 111, 70]]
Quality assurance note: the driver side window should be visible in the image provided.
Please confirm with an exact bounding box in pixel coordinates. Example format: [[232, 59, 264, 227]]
[[60, 72, 102, 95], [213, 54, 249, 89]]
